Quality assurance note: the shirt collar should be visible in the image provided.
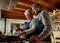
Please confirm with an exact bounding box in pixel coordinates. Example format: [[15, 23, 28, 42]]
[[27, 19, 32, 22]]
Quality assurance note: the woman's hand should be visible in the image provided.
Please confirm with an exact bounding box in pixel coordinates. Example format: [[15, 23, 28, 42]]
[[18, 32, 26, 36]]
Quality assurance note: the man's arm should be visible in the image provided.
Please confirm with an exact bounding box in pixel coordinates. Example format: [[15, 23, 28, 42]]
[[38, 11, 52, 40]]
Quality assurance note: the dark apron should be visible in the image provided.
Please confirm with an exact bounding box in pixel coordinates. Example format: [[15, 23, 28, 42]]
[[23, 21, 35, 39], [36, 19, 51, 42]]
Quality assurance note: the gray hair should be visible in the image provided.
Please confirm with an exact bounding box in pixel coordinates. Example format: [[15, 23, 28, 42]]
[[32, 3, 41, 8], [24, 9, 32, 15]]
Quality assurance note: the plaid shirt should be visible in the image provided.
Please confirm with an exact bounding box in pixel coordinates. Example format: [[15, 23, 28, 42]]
[[37, 10, 52, 40]]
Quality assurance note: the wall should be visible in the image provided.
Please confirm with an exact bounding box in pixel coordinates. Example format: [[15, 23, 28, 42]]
[[0, 0, 9, 33], [6, 19, 27, 33], [0, 18, 5, 33], [0, 9, 1, 19], [0, 0, 9, 9], [0, 18, 27, 33], [0, 0, 24, 33]]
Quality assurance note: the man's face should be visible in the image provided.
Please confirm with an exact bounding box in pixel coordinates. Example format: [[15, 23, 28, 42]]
[[32, 7, 41, 15], [32, 7, 37, 14]]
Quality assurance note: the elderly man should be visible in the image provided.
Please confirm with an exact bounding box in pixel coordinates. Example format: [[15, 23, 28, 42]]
[[19, 9, 37, 39], [30, 3, 52, 42]]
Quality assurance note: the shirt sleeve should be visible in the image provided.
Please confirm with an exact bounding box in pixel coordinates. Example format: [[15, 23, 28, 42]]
[[38, 11, 52, 40], [24, 19, 37, 34]]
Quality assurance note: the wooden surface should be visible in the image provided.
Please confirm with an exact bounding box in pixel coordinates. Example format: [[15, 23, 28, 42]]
[[0, 35, 51, 43], [0, 40, 50, 43], [0, 40, 51, 43], [35, 41, 50, 43]]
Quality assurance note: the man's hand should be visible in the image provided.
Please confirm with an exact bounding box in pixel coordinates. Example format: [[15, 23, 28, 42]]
[[18, 32, 26, 36], [30, 35, 39, 41]]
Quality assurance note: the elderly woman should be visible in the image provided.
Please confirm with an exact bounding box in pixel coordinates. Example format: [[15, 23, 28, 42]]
[[19, 9, 37, 39]]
